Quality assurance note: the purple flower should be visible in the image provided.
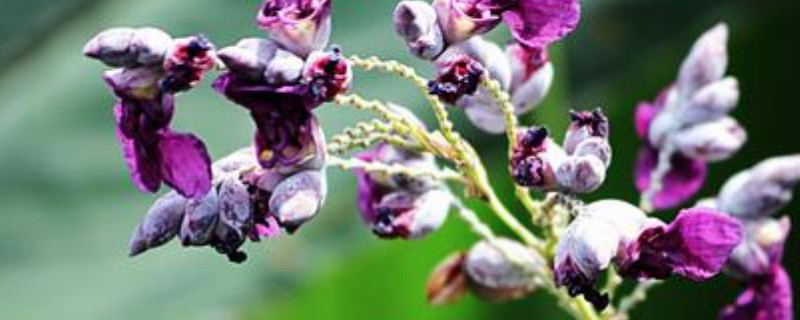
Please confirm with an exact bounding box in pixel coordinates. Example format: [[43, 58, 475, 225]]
[[86, 30, 216, 198], [554, 200, 743, 310], [510, 126, 563, 189], [428, 54, 485, 104], [355, 144, 450, 239], [720, 265, 793, 320], [256, 0, 332, 58], [432, 0, 579, 49], [634, 24, 744, 210]]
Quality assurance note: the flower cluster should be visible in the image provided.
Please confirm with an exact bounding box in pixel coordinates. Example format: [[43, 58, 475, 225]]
[[635, 24, 745, 210], [510, 109, 611, 193], [84, 28, 217, 198], [394, 0, 576, 133], [694, 155, 800, 320], [355, 142, 452, 239], [554, 200, 742, 310]]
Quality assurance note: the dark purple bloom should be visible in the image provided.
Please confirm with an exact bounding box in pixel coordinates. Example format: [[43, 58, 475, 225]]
[[257, 0, 332, 57], [635, 146, 708, 210], [618, 208, 743, 281], [510, 126, 561, 189], [720, 266, 793, 320], [212, 72, 326, 171], [429, 54, 485, 104], [87, 31, 216, 199], [355, 144, 450, 239]]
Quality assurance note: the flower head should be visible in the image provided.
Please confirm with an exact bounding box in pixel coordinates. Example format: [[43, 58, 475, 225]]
[[85, 28, 215, 198], [634, 23, 745, 210], [257, 0, 332, 57], [355, 144, 451, 239]]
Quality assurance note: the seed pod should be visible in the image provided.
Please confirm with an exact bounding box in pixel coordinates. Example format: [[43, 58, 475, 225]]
[[84, 27, 173, 68], [180, 190, 219, 246], [426, 252, 468, 305], [270, 170, 327, 233], [129, 192, 187, 256], [393, 1, 445, 60], [465, 238, 544, 303]]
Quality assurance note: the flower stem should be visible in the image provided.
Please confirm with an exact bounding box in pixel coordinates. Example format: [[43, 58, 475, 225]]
[[639, 143, 675, 213]]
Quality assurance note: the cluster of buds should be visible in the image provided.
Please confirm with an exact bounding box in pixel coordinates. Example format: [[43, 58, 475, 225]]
[[511, 109, 611, 193], [129, 148, 327, 263], [394, 0, 577, 133], [554, 200, 742, 310], [84, 27, 218, 199], [693, 155, 800, 320], [427, 238, 545, 304], [355, 143, 452, 239], [214, 0, 351, 172], [635, 23, 746, 209]]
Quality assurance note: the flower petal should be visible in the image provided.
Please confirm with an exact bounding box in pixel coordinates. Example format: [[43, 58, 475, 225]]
[[502, 0, 580, 49], [158, 130, 213, 199], [114, 103, 162, 193], [619, 208, 743, 281], [719, 265, 793, 320], [635, 146, 707, 209]]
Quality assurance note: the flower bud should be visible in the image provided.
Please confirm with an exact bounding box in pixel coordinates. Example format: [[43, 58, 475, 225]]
[[465, 238, 544, 303], [129, 192, 187, 256], [462, 93, 506, 134], [679, 77, 739, 125], [443, 36, 512, 89], [257, 0, 332, 57], [717, 155, 800, 219], [270, 170, 327, 233], [180, 190, 219, 246], [212, 147, 257, 175], [507, 43, 553, 113], [266, 48, 305, 84], [103, 67, 163, 100], [426, 252, 468, 305], [160, 35, 217, 93], [563, 109, 610, 155], [394, 1, 445, 60], [671, 117, 746, 162], [510, 126, 567, 190], [727, 217, 790, 278], [678, 23, 729, 95], [217, 175, 253, 236], [84, 27, 173, 68], [573, 137, 612, 168], [217, 38, 278, 82], [370, 143, 438, 193], [371, 189, 451, 239], [432, 0, 503, 44], [304, 48, 352, 102], [429, 54, 485, 104], [555, 155, 607, 193]]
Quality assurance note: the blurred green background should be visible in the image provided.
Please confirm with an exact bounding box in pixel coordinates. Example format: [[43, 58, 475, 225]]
[[0, 0, 797, 319]]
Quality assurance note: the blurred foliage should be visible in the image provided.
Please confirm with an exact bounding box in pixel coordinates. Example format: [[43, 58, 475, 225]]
[[0, 0, 797, 319]]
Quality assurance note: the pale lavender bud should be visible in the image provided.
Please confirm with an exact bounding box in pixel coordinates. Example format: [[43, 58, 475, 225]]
[[212, 147, 257, 175], [647, 105, 679, 148], [256, 0, 332, 58], [179, 190, 219, 246], [426, 252, 468, 305], [393, 1, 445, 60], [573, 138, 612, 168], [216, 38, 275, 81], [129, 192, 187, 256], [372, 189, 451, 239], [266, 48, 305, 84], [563, 109, 610, 155], [679, 77, 739, 125], [217, 175, 253, 236], [465, 238, 545, 303], [84, 27, 173, 68], [462, 90, 505, 134], [506, 43, 553, 113], [727, 217, 791, 278], [433, 0, 502, 44], [103, 67, 164, 100], [371, 143, 438, 193], [678, 23, 729, 96], [269, 170, 327, 233], [671, 117, 746, 162], [718, 155, 800, 218], [555, 155, 607, 193], [445, 36, 512, 89]]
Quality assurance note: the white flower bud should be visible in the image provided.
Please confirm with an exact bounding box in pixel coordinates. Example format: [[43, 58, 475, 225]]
[[511, 63, 553, 114], [266, 49, 305, 84], [180, 190, 219, 246], [129, 192, 187, 256], [217, 38, 273, 81], [679, 77, 739, 125], [462, 90, 506, 134], [555, 155, 607, 193], [393, 1, 445, 60], [718, 155, 800, 218], [84, 27, 173, 68], [270, 170, 327, 233], [406, 189, 451, 239], [671, 117, 746, 162], [573, 137, 612, 168], [678, 23, 729, 96], [465, 238, 545, 303]]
